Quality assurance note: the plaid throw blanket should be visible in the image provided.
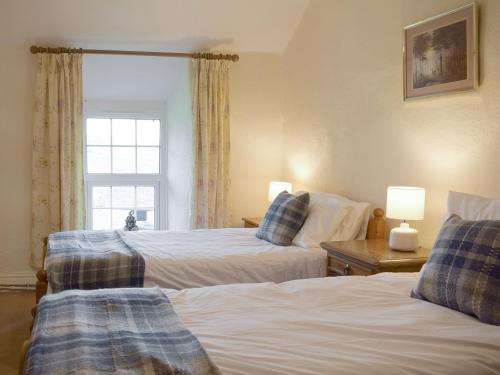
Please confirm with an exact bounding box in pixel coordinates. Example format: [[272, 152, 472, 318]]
[[25, 288, 222, 375], [46, 230, 145, 292]]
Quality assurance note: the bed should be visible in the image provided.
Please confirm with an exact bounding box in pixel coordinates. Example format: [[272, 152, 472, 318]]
[[46, 228, 327, 291], [22, 273, 500, 375], [35, 192, 380, 301]]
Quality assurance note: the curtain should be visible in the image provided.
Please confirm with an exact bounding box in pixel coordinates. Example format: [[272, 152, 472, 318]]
[[192, 59, 231, 229], [31, 53, 85, 267]]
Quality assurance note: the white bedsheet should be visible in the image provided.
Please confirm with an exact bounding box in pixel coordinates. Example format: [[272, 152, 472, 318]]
[[165, 273, 500, 375], [121, 228, 326, 289]]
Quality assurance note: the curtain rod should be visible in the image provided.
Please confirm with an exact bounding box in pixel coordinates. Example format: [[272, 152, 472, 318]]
[[30, 45, 239, 62]]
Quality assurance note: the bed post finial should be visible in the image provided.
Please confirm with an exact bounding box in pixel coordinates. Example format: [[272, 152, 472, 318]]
[[367, 208, 387, 240], [35, 270, 48, 304], [35, 237, 49, 304]]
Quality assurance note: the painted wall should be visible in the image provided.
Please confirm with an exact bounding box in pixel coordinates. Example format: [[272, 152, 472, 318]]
[[166, 61, 193, 230], [228, 53, 285, 226], [282, 0, 500, 246], [0, 46, 36, 284], [83, 54, 185, 101]]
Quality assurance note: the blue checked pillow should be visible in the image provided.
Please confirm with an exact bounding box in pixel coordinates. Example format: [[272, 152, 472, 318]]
[[256, 191, 310, 246], [412, 215, 500, 325]]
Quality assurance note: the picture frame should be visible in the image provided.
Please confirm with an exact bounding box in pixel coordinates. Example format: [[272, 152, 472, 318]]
[[403, 3, 477, 100]]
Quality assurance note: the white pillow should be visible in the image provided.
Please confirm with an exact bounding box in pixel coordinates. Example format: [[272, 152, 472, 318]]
[[329, 194, 370, 241], [447, 191, 500, 220], [292, 193, 350, 248], [292, 192, 371, 247]]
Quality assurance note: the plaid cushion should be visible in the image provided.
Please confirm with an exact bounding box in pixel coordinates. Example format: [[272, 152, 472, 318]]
[[256, 191, 309, 246], [412, 215, 500, 325]]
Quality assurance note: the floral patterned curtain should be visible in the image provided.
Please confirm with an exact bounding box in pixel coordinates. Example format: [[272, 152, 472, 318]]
[[31, 53, 85, 267], [192, 59, 231, 229]]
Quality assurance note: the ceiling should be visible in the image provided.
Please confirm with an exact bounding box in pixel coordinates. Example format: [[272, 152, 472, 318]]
[[0, 0, 310, 54]]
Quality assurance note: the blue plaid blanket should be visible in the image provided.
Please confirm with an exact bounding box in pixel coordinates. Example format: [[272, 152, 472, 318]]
[[46, 230, 145, 292], [25, 288, 222, 375]]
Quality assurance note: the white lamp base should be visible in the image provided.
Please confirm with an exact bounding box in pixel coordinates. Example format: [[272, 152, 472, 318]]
[[389, 223, 419, 251]]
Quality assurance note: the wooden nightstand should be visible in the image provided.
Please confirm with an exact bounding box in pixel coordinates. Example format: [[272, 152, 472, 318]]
[[320, 239, 431, 276], [242, 217, 262, 228]]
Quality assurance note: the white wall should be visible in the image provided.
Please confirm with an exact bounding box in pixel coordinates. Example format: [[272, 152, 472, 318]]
[[282, 0, 500, 246], [0, 46, 36, 284], [229, 53, 285, 226], [83, 54, 185, 101], [166, 61, 193, 230]]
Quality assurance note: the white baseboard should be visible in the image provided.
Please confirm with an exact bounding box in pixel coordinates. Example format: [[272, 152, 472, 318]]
[[0, 271, 37, 286]]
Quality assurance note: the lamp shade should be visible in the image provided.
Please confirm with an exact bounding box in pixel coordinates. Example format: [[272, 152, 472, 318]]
[[386, 186, 425, 221], [268, 181, 292, 202]]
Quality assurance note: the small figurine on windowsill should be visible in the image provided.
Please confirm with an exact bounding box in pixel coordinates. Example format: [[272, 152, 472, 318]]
[[124, 210, 139, 231]]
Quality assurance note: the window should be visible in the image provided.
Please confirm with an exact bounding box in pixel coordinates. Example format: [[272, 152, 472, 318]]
[[86, 118, 160, 174], [85, 111, 166, 231]]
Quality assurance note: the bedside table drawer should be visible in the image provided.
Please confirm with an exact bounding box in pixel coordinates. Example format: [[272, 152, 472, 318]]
[[321, 240, 430, 276], [328, 257, 372, 277]]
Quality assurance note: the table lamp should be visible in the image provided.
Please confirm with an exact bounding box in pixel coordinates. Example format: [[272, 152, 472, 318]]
[[268, 181, 292, 202], [386, 186, 425, 251]]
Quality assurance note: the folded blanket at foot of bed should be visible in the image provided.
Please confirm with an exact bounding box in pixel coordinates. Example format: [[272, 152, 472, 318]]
[[46, 230, 145, 292], [25, 288, 221, 375]]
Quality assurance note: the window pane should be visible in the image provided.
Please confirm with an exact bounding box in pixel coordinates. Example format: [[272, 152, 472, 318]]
[[137, 147, 159, 174], [112, 119, 135, 145], [112, 147, 135, 173], [92, 186, 111, 208], [112, 186, 135, 208], [136, 210, 154, 230], [112, 209, 131, 229], [136, 186, 155, 208], [137, 120, 160, 146], [87, 118, 111, 145], [92, 209, 111, 230], [87, 147, 111, 173]]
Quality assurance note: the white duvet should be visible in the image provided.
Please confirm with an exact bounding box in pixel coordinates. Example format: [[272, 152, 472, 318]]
[[121, 228, 326, 289], [165, 273, 500, 375]]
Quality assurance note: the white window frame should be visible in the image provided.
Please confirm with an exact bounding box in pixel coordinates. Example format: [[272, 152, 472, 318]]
[[84, 102, 167, 230]]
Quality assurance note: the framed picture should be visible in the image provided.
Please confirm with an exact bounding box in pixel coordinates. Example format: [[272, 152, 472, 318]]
[[403, 3, 477, 100]]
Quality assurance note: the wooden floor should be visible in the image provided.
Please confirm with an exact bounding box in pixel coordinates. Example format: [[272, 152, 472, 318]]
[[0, 290, 34, 375]]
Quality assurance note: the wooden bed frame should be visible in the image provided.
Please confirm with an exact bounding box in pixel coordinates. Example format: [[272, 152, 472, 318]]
[[34, 208, 387, 303], [35, 238, 48, 304]]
